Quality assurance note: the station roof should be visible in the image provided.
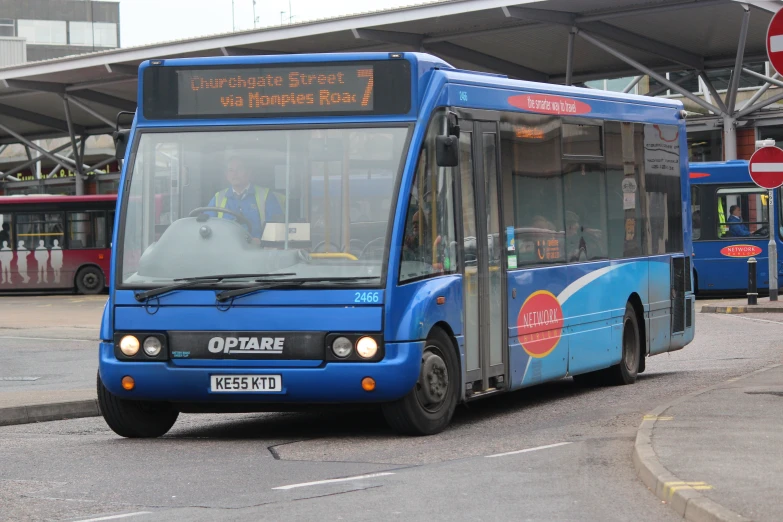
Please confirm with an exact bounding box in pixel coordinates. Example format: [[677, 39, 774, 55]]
[[0, 0, 779, 144]]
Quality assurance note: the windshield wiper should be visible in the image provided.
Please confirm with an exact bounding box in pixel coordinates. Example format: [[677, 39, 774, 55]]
[[215, 276, 379, 302], [134, 273, 296, 302]]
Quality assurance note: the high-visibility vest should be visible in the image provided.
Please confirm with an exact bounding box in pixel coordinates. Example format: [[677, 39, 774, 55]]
[[214, 186, 285, 226]]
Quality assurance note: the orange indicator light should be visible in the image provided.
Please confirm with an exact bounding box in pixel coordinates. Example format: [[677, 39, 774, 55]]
[[121, 376, 135, 391], [361, 377, 376, 392]]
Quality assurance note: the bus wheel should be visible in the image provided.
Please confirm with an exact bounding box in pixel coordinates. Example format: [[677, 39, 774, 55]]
[[382, 328, 458, 436], [97, 373, 178, 438], [76, 266, 105, 295], [607, 303, 640, 385]]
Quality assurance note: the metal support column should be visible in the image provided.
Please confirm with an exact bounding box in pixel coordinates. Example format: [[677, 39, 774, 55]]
[[769, 188, 778, 300], [723, 115, 737, 160], [0, 123, 81, 171], [742, 72, 780, 111], [623, 75, 643, 93], [576, 30, 723, 115], [700, 72, 730, 114], [62, 96, 85, 195], [565, 28, 575, 86], [726, 4, 751, 115]]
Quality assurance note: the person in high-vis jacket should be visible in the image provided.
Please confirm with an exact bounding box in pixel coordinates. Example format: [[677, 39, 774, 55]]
[[207, 156, 285, 243]]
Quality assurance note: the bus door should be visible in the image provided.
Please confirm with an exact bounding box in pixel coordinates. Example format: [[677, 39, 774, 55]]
[[459, 119, 507, 396]]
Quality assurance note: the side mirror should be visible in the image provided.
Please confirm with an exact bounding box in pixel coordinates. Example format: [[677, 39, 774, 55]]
[[113, 129, 130, 160], [436, 135, 459, 167]]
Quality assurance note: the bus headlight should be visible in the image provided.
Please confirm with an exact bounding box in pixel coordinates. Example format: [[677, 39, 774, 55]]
[[332, 337, 353, 358], [356, 337, 378, 359], [119, 335, 140, 356], [143, 337, 162, 357]]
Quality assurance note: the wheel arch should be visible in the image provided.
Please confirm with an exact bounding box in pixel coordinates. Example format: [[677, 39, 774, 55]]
[[627, 292, 647, 356], [428, 320, 464, 402]]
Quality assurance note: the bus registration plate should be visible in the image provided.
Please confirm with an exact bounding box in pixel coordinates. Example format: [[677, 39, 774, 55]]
[[210, 375, 282, 393]]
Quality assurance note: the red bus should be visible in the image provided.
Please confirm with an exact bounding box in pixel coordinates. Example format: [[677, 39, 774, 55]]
[[0, 195, 116, 294]]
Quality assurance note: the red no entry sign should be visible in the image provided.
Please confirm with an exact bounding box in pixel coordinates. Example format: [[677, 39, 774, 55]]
[[767, 9, 783, 74], [749, 146, 783, 190]]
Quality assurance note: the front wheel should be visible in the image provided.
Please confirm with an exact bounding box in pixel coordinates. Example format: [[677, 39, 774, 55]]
[[97, 373, 178, 438], [382, 328, 459, 435], [606, 303, 641, 385]]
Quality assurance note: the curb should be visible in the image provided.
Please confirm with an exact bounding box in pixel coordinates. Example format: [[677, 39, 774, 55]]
[[634, 364, 781, 522], [701, 305, 783, 314], [0, 399, 99, 427]]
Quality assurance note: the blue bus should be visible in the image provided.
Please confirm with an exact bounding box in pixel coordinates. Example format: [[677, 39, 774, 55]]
[[689, 160, 781, 294], [98, 52, 695, 437]]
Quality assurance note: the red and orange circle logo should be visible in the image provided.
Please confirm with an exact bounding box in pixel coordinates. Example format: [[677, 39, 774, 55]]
[[517, 291, 563, 358]]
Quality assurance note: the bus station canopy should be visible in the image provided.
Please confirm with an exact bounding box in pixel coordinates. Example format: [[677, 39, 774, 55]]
[[0, 0, 780, 146]]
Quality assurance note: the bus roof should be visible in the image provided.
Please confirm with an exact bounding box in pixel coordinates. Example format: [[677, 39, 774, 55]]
[[0, 194, 117, 206], [689, 160, 750, 183], [439, 68, 684, 110]]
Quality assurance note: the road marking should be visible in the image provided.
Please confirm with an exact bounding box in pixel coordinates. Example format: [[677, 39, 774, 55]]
[[0, 336, 95, 342], [725, 315, 783, 326], [663, 481, 713, 499], [0, 376, 40, 381], [643, 415, 673, 421], [272, 472, 395, 490], [73, 512, 152, 522], [485, 441, 572, 458]]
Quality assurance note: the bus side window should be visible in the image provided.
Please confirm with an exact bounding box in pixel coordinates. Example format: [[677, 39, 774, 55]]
[[399, 111, 458, 283], [692, 186, 701, 240], [0, 213, 11, 250]]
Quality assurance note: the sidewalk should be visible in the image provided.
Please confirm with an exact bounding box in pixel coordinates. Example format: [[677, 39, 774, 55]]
[[0, 295, 104, 427], [634, 365, 783, 522], [701, 296, 783, 314]]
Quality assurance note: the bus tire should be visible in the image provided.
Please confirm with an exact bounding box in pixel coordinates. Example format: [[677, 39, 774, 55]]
[[606, 303, 640, 385], [97, 373, 178, 438], [76, 266, 105, 295], [381, 328, 458, 436]]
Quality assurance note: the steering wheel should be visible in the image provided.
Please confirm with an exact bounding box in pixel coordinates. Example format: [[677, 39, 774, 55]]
[[313, 240, 340, 253], [188, 207, 253, 230], [753, 226, 769, 237], [360, 237, 386, 259]]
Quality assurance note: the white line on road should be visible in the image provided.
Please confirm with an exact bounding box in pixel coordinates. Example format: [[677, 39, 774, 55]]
[[272, 472, 395, 490], [0, 336, 95, 342], [485, 441, 572, 458], [724, 314, 783, 326], [73, 512, 152, 522]]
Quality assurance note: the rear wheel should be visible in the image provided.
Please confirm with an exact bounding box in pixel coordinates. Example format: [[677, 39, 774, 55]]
[[97, 373, 178, 438], [76, 266, 104, 295], [606, 303, 640, 385], [382, 328, 459, 435], [573, 302, 640, 386]]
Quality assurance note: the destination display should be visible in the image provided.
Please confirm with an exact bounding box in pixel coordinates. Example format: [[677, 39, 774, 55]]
[[142, 60, 411, 119]]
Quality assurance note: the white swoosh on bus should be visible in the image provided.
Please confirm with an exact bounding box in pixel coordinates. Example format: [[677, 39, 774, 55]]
[[557, 264, 624, 305]]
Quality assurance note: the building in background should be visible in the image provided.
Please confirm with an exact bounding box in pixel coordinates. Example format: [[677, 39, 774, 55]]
[[0, 0, 119, 62], [0, 0, 120, 195]]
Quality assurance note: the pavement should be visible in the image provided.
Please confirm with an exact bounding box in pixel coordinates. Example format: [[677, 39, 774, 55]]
[[0, 295, 104, 427], [0, 296, 782, 521], [701, 296, 783, 314], [634, 364, 783, 522]]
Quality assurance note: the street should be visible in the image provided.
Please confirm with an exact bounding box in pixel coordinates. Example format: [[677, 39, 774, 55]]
[[0, 296, 781, 522]]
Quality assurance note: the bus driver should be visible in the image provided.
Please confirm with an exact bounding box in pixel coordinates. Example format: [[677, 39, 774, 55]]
[[207, 156, 286, 244]]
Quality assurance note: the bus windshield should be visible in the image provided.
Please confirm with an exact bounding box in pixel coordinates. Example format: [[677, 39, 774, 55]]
[[120, 126, 409, 286]]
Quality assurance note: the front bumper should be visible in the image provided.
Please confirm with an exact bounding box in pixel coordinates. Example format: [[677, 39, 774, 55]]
[[99, 341, 423, 404]]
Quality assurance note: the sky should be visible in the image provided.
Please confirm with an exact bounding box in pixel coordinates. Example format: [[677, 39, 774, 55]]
[[118, 0, 431, 48]]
